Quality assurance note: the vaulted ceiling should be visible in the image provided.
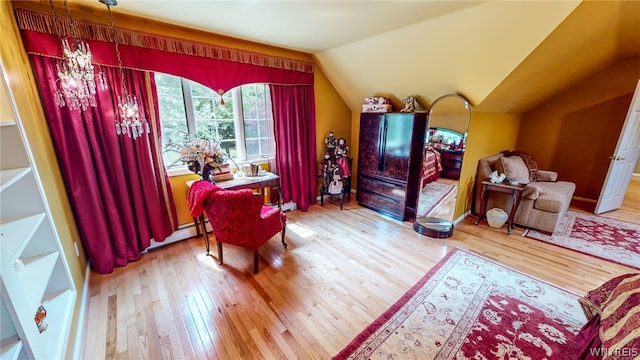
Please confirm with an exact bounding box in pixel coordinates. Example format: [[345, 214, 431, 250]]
[[47, 0, 640, 114]]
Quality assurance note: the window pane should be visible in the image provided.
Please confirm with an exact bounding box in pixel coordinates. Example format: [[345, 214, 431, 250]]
[[193, 97, 215, 121], [156, 73, 188, 167], [242, 85, 258, 119], [191, 81, 214, 97], [155, 73, 183, 97], [218, 120, 236, 139], [259, 139, 270, 156], [244, 119, 258, 138], [159, 98, 186, 119], [245, 139, 259, 157], [196, 119, 219, 140], [215, 92, 234, 120], [220, 140, 237, 158], [241, 84, 271, 159], [258, 119, 269, 137]]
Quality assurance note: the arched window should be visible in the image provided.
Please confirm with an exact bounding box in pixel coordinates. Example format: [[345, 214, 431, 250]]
[[156, 73, 274, 171]]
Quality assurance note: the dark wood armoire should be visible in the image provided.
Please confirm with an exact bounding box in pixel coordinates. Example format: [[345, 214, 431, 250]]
[[356, 112, 427, 220]]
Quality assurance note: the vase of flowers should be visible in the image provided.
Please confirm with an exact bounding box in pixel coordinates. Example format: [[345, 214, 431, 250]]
[[165, 134, 229, 181]]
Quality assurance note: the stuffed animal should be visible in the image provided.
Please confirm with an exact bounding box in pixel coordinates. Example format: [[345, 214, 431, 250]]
[[400, 95, 416, 112]]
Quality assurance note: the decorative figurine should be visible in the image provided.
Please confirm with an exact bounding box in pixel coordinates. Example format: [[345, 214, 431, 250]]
[[327, 166, 344, 194], [319, 152, 334, 190], [335, 137, 351, 178], [325, 131, 337, 159], [400, 95, 416, 112]]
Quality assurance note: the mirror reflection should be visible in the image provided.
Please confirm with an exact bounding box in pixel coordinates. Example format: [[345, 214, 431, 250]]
[[414, 94, 471, 237]]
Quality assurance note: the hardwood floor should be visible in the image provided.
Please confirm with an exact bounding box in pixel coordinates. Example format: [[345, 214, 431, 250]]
[[81, 179, 639, 359]]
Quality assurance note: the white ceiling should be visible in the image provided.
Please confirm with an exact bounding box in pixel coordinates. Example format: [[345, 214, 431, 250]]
[[110, 1, 482, 54]]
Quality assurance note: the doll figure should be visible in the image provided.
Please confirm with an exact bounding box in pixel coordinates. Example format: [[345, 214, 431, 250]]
[[325, 131, 337, 158], [327, 165, 344, 194], [335, 137, 351, 177], [320, 152, 333, 190]]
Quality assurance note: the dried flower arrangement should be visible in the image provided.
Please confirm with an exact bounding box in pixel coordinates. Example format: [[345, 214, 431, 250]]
[[165, 134, 228, 177]]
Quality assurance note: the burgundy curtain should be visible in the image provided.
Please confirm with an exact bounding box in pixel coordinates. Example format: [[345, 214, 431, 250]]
[[270, 84, 317, 211], [30, 56, 178, 274]]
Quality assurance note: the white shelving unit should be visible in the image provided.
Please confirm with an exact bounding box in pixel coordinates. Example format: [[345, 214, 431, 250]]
[[0, 66, 76, 359]]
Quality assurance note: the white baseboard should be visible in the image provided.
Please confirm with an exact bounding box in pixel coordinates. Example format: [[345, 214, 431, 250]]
[[454, 211, 470, 225], [72, 262, 92, 360], [148, 222, 208, 250], [281, 201, 297, 211]]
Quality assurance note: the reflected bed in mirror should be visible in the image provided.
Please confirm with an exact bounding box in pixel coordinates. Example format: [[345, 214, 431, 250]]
[[414, 94, 471, 238], [428, 128, 465, 151]]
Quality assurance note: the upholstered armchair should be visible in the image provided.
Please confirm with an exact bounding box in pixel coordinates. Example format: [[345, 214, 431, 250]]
[[474, 152, 576, 233], [202, 188, 287, 273]]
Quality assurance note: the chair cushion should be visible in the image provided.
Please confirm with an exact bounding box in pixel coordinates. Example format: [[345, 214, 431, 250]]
[[496, 155, 530, 184], [529, 181, 575, 213]]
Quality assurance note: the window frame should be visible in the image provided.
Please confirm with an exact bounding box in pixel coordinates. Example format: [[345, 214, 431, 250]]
[[159, 76, 274, 176]]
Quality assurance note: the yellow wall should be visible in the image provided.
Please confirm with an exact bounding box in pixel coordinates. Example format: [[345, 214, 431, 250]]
[[314, 68, 353, 192], [518, 58, 640, 200], [454, 112, 521, 219], [1, 2, 86, 357], [170, 174, 202, 225]]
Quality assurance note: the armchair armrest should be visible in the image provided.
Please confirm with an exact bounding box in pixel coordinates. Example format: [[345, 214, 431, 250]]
[[523, 184, 542, 200], [537, 170, 558, 182]]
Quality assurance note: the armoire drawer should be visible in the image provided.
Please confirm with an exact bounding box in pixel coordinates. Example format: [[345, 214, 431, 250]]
[[357, 176, 406, 202], [356, 189, 405, 219], [356, 176, 407, 219]]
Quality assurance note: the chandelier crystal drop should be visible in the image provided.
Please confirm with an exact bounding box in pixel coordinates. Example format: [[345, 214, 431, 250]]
[[51, 0, 107, 111]]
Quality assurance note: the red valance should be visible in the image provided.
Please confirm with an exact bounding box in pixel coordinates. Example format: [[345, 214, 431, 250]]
[[14, 8, 314, 94]]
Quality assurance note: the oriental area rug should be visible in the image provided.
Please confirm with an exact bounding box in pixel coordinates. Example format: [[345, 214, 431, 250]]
[[333, 248, 585, 360], [416, 181, 456, 218], [524, 210, 640, 270]]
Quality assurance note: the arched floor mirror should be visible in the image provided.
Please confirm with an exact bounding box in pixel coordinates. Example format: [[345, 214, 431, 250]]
[[413, 94, 471, 237]]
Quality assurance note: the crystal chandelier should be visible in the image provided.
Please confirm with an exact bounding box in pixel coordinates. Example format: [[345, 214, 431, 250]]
[[50, 0, 107, 111], [102, 0, 150, 139]]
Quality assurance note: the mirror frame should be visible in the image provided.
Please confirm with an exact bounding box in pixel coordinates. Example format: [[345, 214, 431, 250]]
[[413, 94, 472, 237]]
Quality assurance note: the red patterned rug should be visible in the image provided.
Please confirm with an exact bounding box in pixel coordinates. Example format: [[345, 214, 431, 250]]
[[333, 248, 585, 359], [416, 181, 456, 218], [524, 210, 640, 269]]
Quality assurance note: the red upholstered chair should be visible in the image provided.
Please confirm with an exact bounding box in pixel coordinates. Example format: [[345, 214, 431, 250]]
[[202, 188, 287, 273]]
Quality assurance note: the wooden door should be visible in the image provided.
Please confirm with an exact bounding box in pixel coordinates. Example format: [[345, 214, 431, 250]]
[[595, 80, 640, 214]]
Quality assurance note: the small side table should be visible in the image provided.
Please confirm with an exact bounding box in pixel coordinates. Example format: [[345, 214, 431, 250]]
[[475, 179, 526, 234]]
